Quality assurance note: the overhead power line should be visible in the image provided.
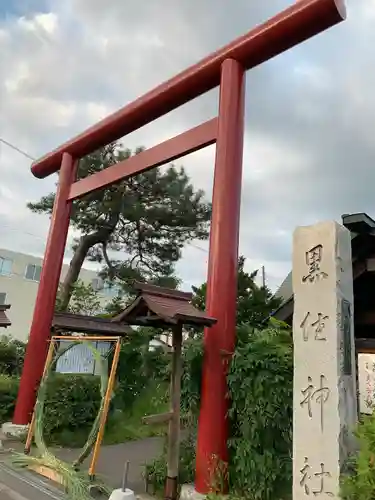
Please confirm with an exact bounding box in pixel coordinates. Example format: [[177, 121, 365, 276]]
[[0, 225, 210, 252], [0, 138, 35, 161]]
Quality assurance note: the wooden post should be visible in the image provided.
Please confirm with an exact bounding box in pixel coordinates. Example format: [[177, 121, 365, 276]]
[[88, 337, 122, 478], [165, 323, 183, 500]]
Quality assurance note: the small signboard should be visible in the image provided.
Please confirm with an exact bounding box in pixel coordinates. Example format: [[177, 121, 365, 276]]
[[358, 353, 375, 414], [56, 341, 111, 375]]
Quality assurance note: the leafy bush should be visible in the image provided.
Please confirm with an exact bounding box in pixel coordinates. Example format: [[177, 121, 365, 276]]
[[0, 373, 102, 446], [0, 336, 26, 376], [0, 332, 171, 447], [228, 322, 293, 499], [104, 381, 169, 444], [341, 413, 375, 500], [150, 320, 293, 499], [181, 337, 203, 417], [145, 430, 197, 493], [0, 375, 19, 422], [144, 345, 170, 381], [43, 373, 102, 446], [110, 337, 149, 411], [110, 332, 170, 412]]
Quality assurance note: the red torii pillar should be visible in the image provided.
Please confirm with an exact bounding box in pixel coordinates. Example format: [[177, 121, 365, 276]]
[[13, 0, 346, 493]]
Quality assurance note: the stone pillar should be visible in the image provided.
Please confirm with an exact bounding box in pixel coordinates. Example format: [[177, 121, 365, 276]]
[[292, 220, 357, 500]]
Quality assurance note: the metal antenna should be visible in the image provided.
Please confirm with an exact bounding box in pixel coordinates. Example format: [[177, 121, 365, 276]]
[[122, 461, 130, 492]]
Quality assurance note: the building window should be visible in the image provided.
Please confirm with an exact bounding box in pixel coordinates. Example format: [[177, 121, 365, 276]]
[[0, 293, 6, 305], [25, 264, 42, 282], [0, 258, 12, 277], [91, 278, 103, 291], [103, 282, 121, 297]]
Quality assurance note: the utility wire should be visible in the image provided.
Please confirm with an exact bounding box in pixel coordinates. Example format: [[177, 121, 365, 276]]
[[0, 140, 266, 282], [0, 226, 267, 283], [0, 138, 35, 161], [0, 224, 46, 241], [189, 243, 208, 253]]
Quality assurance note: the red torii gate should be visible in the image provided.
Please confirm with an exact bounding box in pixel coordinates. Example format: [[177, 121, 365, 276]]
[[14, 0, 346, 493]]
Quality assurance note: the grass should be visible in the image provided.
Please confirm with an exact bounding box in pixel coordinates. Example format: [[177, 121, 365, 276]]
[[104, 382, 169, 444]]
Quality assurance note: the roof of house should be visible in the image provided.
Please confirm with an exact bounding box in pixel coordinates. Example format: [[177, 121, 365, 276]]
[[272, 212, 375, 323]]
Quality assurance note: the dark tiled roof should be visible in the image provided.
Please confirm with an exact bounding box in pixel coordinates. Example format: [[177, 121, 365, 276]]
[[271, 213, 375, 322], [114, 282, 217, 327], [275, 272, 292, 302], [52, 312, 132, 336], [0, 305, 11, 328]]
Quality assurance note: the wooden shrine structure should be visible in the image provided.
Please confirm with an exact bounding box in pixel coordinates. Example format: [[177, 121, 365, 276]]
[[272, 212, 375, 354], [113, 282, 216, 500], [46, 282, 216, 500]]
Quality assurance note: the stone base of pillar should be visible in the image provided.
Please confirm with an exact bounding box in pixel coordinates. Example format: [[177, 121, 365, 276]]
[[1, 422, 28, 439], [179, 484, 207, 500]]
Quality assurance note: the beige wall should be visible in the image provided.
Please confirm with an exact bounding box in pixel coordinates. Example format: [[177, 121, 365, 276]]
[[0, 248, 111, 342]]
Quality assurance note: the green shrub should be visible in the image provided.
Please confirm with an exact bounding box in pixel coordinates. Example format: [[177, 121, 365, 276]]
[[43, 373, 102, 446], [109, 332, 170, 412], [341, 413, 375, 500], [181, 337, 203, 417], [228, 322, 293, 499], [144, 346, 170, 381], [105, 381, 169, 444], [0, 337, 26, 376], [0, 346, 170, 448], [0, 373, 102, 446], [110, 337, 150, 411], [0, 375, 19, 422], [153, 320, 293, 499], [145, 430, 197, 493]]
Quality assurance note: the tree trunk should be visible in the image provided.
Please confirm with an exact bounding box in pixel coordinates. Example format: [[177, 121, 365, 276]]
[[59, 214, 120, 311]]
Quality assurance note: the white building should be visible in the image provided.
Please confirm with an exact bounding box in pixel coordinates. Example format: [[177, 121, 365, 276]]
[[0, 248, 120, 342]]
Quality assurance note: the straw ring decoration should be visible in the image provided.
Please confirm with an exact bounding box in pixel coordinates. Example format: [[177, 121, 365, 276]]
[[11, 340, 112, 500]]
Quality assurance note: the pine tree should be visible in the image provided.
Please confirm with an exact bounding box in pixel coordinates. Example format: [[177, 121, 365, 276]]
[[29, 143, 211, 309]]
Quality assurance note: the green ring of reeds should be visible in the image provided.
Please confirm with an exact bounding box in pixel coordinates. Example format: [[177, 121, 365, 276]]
[[11, 340, 111, 500]]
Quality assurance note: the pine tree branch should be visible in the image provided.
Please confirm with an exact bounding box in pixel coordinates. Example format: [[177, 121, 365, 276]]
[[102, 242, 116, 280]]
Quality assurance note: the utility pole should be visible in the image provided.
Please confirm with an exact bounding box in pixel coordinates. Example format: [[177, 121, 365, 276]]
[[262, 266, 266, 288]]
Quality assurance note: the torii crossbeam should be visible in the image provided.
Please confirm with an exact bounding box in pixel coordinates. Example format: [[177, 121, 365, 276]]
[[14, 0, 346, 493]]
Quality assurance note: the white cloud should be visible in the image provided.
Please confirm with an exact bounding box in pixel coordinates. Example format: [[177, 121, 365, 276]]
[[18, 11, 58, 36], [0, 0, 373, 296]]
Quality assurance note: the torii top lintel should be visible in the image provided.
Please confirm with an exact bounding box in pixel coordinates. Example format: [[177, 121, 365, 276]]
[[31, 0, 345, 180]]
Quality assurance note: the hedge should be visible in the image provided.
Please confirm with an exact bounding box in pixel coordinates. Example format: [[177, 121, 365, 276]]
[[0, 375, 19, 423], [0, 373, 102, 445], [147, 322, 293, 499], [0, 337, 25, 377], [227, 323, 293, 499]]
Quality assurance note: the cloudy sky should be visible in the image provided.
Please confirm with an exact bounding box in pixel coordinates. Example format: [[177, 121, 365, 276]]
[[0, 0, 371, 293]]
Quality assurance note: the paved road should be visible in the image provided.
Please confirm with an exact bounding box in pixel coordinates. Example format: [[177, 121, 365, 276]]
[[54, 436, 164, 491], [0, 436, 164, 499]]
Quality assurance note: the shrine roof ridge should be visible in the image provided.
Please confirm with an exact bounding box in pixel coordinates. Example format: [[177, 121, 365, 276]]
[[114, 281, 216, 327], [133, 282, 193, 301], [269, 212, 375, 324]]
